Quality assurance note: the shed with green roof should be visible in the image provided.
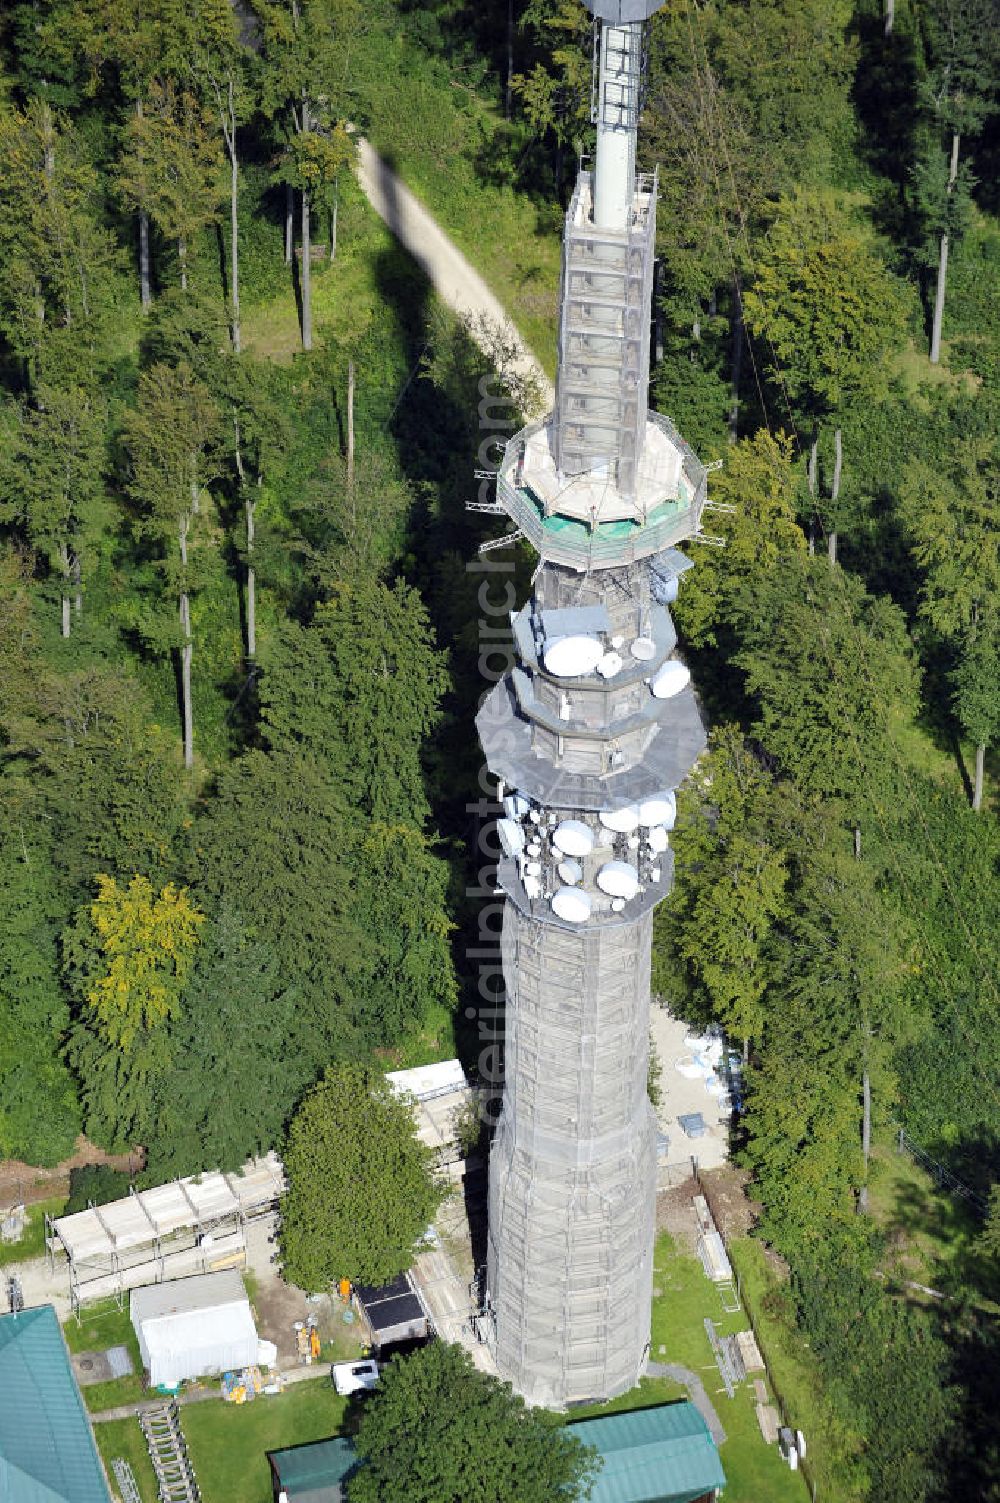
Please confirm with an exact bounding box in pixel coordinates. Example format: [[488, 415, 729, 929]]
[[568, 1401, 725, 1503], [0, 1304, 111, 1502], [268, 1437, 358, 1503]]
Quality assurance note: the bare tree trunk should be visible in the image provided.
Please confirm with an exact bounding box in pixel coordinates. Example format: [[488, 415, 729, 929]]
[[930, 132, 960, 365], [73, 553, 81, 616], [136, 99, 152, 310], [233, 414, 256, 661], [728, 283, 743, 443], [285, 181, 294, 265], [973, 742, 985, 812], [225, 78, 240, 353], [808, 435, 823, 552], [59, 542, 71, 638], [178, 238, 187, 292], [180, 590, 193, 769], [329, 179, 339, 261], [859, 1066, 871, 1213], [854, 825, 862, 860], [347, 359, 355, 495], [828, 426, 842, 566], [301, 189, 312, 350], [139, 211, 151, 308], [505, 0, 514, 120], [246, 483, 258, 661], [179, 517, 193, 768], [884, 0, 894, 35]]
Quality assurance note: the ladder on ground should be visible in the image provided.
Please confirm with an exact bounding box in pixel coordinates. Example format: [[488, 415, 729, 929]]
[[110, 1459, 143, 1503], [139, 1402, 201, 1503]]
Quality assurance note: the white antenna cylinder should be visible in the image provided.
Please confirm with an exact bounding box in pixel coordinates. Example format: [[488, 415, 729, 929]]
[[593, 22, 642, 228]]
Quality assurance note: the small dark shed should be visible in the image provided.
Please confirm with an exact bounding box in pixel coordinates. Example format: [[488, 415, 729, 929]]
[[353, 1273, 428, 1348], [269, 1437, 358, 1503]]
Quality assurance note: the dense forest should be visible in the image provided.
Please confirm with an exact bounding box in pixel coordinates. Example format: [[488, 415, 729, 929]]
[[0, 0, 998, 1498]]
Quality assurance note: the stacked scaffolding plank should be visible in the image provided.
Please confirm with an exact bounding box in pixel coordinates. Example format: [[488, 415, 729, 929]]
[[139, 1403, 200, 1503]]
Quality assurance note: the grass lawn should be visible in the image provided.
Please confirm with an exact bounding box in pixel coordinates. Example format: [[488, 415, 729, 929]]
[[866, 1130, 982, 1288], [358, 23, 561, 374], [726, 1238, 864, 1502], [649, 1233, 808, 1503], [93, 1418, 159, 1503], [241, 174, 428, 366], [0, 1194, 66, 1264], [63, 1298, 148, 1414], [181, 1378, 350, 1503]]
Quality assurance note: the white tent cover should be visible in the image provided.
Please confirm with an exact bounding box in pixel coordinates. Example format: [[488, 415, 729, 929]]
[[131, 1271, 258, 1387]]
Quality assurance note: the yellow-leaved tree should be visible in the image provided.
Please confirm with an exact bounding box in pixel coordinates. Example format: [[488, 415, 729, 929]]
[[64, 874, 205, 1149], [81, 875, 204, 1051]]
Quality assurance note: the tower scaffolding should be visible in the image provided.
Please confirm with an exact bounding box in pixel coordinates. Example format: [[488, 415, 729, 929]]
[[475, 0, 711, 1408]]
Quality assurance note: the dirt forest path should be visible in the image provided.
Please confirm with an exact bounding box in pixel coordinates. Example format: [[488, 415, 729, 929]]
[[0, 1137, 139, 1208], [354, 136, 554, 415]]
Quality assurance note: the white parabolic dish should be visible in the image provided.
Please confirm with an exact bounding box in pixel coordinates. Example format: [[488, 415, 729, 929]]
[[543, 635, 603, 677], [558, 859, 583, 885], [599, 804, 640, 833], [597, 861, 640, 899], [551, 886, 592, 923], [637, 793, 676, 827], [553, 819, 594, 856], [649, 660, 691, 699], [647, 825, 669, 854]]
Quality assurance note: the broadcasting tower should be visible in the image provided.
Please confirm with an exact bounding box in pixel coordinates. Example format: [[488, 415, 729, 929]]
[[475, 0, 710, 1406]]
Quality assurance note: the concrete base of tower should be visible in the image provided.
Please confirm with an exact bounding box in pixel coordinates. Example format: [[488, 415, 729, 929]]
[[486, 1107, 656, 1407]]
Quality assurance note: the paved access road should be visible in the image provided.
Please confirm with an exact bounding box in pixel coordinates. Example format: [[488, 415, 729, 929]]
[[354, 136, 554, 416]]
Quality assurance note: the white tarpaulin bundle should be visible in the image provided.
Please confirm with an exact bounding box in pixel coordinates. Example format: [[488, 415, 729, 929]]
[[131, 1271, 258, 1387]]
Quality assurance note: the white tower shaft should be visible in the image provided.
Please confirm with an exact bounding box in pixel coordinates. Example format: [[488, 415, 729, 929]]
[[593, 23, 643, 229]]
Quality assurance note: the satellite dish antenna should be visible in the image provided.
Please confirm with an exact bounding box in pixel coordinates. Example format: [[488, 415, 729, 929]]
[[543, 635, 604, 677], [553, 820, 594, 857], [599, 804, 640, 833], [637, 793, 676, 827], [596, 861, 640, 899], [649, 661, 691, 699], [551, 887, 592, 923]]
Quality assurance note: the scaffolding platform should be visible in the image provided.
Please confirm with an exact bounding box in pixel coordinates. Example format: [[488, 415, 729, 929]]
[[47, 1155, 285, 1313]]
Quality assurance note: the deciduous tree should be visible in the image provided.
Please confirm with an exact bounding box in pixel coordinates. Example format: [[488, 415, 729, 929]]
[[347, 1341, 599, 1503], [279, 1063, 444, 1290], [742, 190, 911, 560]]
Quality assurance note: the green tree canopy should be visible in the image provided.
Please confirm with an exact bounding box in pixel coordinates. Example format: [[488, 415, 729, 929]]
[[734, 557, 919, 814], [279, 1063, 444, 1290], [742, 189, 911, 430], [674, 430, 804, 649], [347, 1341, 599, 1503], [259, 578, 449, 823]]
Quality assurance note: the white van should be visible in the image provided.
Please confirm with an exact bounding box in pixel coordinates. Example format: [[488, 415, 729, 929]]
[[331, 1358, 380, 1396]]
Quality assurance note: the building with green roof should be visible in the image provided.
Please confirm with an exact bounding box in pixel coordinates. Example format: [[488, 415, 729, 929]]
[[268, 1437, 358, 1503], [0, 1304, 111, 1502], [568, 1401, 726, 1503]]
